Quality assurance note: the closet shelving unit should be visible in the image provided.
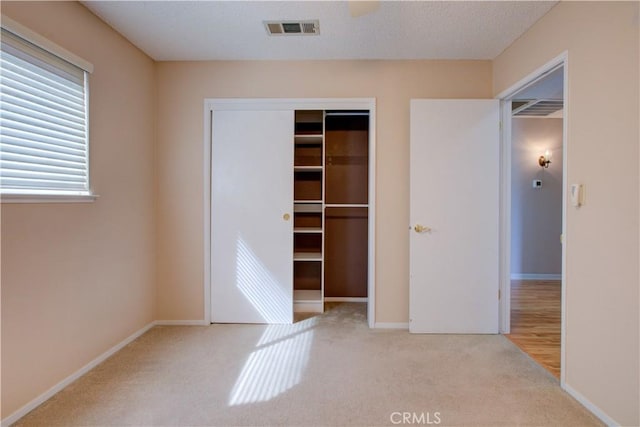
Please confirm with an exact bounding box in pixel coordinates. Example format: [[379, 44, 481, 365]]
[[323, 111, 369, 302], [293, 111, 325, 313]]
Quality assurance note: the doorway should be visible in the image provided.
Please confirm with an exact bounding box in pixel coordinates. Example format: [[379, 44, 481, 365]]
[[498, 57, 567, 381]]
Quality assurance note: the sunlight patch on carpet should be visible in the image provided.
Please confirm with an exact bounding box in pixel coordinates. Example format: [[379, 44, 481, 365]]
[[228, 320, 315, 405], [257, 317, 318, 347]]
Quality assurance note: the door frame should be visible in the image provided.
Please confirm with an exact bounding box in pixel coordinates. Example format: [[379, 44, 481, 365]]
[[496, 52, 568, 386], [203, 98, 377, 328]]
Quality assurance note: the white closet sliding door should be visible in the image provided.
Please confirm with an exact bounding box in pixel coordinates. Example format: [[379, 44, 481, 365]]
[[211, 110, 294, 324]]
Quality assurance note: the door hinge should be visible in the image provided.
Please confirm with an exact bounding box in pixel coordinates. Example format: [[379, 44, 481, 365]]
[[499, 121, 503, 131], [498, 289, 501, 300]]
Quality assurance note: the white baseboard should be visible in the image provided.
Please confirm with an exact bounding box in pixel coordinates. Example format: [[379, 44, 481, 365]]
[[1, 321, 156, 427], [155, 319, 209, 326], [374, 322, 409, 329], [511, 273, 561, 280], [563, 382, 619, 426], [324, 297, 368, 302]]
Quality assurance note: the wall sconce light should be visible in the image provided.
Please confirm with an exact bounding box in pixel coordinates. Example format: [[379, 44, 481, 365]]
[[538, 150, 552, 168]]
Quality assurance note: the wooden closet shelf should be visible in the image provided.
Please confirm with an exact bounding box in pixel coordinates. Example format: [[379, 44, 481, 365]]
[[294, 165, 323, 171], [294, 252, 322, 261], [295, 135, 323, 145], [294, 203, 322, 213], [294, 227, 323, 233]]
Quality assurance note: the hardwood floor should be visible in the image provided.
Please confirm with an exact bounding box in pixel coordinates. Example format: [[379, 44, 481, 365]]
[[506, 280, 561, 378]]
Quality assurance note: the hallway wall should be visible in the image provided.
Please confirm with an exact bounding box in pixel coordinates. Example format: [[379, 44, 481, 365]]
[[511, 117, 563, 277]]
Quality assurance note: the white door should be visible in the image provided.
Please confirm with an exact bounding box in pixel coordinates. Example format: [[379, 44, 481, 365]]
[[409, 99, 499, 333], [211, 110, 294, 324]]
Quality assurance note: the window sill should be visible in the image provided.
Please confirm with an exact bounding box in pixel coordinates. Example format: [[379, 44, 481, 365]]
[[1, 193, 99, 204]]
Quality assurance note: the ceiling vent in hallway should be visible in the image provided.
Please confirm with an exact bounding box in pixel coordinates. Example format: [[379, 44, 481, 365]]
[[265, 20, 320, 36], [512, 99, 564, 117]]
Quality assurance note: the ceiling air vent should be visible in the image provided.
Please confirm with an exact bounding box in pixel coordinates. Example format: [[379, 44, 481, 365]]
[[265, 20, 320, 36], [513, 99, 564, 117]]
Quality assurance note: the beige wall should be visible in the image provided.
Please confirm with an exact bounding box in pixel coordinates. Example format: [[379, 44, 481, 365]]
[[1, 1, 157, 417], [155, 60, 492, 322], [4, 1, 637, 425], [494, 2, 639, 425]]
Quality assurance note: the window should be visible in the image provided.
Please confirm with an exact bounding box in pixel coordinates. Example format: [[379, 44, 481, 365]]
[[0, 24, 93, 200]]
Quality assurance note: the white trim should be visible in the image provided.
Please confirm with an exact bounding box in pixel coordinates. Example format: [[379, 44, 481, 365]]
[[367, 104, 377, 329], [510, 273, 562, 281], [499, 100, 512, 334], [324, 297, 368, 302], [0, 15, 94, 73], [203, 108, 212, 326], [0, 321, 154, 427], [560, 58, 569, 388], [563, 383, 619, 427], [85, 70, 92, 199], [204, 98, 376, 328], [0, 194, 98, 204], [154, 320, 209, 326], [496, 51, 569, 387], [205, 98, 374, 112], [374, 322, 409, 330]]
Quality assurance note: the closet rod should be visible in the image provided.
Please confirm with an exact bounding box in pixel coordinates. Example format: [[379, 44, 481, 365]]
[[324, 112, 369, 116], [325, 204, 368, 208]]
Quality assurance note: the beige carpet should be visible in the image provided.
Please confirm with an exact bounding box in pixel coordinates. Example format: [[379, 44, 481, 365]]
[[15, 303, 602, 426]]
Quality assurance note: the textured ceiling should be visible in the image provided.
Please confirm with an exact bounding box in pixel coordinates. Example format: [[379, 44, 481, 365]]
[[82, 1, 557, 61]]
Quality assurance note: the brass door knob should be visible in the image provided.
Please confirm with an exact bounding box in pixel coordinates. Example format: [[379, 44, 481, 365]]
[[283, 213, 291, 221], [414, 224, 431, 233]]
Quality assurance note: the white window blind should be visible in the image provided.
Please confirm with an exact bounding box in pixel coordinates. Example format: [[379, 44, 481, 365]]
[[0, 28, 90, 196]]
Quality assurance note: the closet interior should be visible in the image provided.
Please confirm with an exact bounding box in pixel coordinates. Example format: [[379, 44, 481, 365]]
[[293, 110, 369, 313]]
